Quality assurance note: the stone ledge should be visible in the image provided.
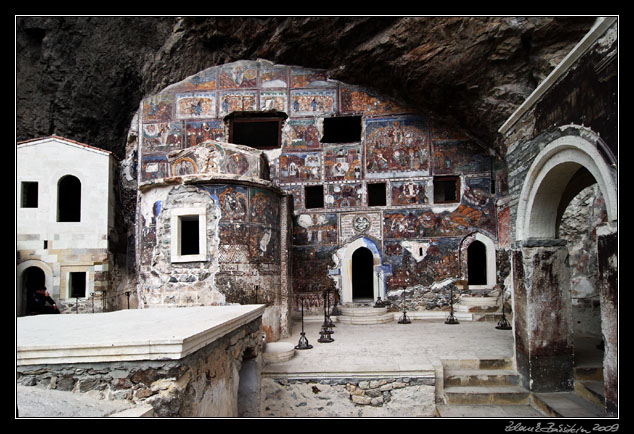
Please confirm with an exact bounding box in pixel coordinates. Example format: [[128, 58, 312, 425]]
[[17, 305, 265, 365]]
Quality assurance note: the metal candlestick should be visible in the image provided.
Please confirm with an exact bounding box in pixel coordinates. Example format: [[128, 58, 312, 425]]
[[318, 291, 334, 343], [295, 297, 313, 350], [398, 287, 411, 324], [445, 284, 459, 325], [496, 297, 512, 330]]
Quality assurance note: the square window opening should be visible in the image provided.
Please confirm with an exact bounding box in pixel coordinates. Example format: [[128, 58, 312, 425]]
[[305, 185, 324, 209], [321, 116, 362, 143], [21, 181, 38, 208], [367, 182, 387, 207], [180, 215, 200, 256], [229, 114, 285, 149], [69, 272, 86, 298], [434, 177, 460, 203]]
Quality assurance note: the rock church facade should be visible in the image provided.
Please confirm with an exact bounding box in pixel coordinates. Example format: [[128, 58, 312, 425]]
[[134, 59, 500, 340]]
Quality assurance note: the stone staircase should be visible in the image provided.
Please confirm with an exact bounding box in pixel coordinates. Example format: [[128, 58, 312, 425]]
[[436, 358, 543, 417], [455, 295, 504, 322], [334, 303, 394, 325]]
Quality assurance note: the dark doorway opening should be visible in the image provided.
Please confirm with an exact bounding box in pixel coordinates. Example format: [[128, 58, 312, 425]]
[[467, 240, 487, 285], [352, 247, 374, 300], [22, 266, 45, 316]]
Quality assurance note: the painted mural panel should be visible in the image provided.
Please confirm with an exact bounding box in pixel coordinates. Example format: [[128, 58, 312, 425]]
[[184, 120, 225, 147], [282, 119, 321, 151], [365, 116, 429, 178], [341, 86, 407, 115], [390, 180, 428, 206], [290, 89, 337, 116], [219, 91, 257, 116], [325, 183, 362, 208], [432, 139, 491, 175], [141, 155, 169, 181], [324, 145, 362, 181], [383, 209, 426, 239], [142, 94, 174, 123], [142, 122, 183, 152], [250, 188, 280, 226], [261, 64, 289, 88], [168, 67, 218, 92], [218, 62, 258, 89], [175, 92, 217, 119], [249, 226, 280, 264], [291, 68, 335, 88], [293, 213, 338, 246], [279, 153, 321, 182], [260, 90, 288, 112], [216, 185, 249, 222]]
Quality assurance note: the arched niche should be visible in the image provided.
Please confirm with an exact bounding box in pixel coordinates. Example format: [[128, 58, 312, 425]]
[[459, 231, 497, 290]]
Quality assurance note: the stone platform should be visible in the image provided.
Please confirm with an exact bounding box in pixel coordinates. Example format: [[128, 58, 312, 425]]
[[17, 305, 265, 365]]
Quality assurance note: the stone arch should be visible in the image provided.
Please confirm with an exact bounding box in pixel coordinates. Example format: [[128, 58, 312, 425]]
[[16, 260, 55, 316], [338, 237, 384, 304], [516, 128, 617, 242]]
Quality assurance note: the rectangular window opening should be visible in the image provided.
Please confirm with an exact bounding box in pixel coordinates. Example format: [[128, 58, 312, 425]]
[[434, 176, 460, 203], [304, 185, 324, 209], [180, 215, 200, 256], [321, 116, 362, 143], [69, 272, 86, 298], [367, 182, 387, 207], [230, 117, 283, 149], [21, 181, 38, 208]]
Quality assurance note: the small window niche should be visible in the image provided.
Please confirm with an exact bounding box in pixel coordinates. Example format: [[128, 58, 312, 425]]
[[21, 181, 39, 208], [69, 272, 86, 298], [171, 207, 207, 263], [321, 116, 362, 143], [304, 185, 324, 209], [228, 112, 286, 149], [367, 182, 387, 207], [433, 176, 461, 204]]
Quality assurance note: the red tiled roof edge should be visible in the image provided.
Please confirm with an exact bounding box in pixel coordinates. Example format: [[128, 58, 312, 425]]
[[17, 135, 120, 160]]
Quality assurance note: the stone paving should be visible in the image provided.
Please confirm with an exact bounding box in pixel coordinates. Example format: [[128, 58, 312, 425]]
[[263, 318, 515, 377]]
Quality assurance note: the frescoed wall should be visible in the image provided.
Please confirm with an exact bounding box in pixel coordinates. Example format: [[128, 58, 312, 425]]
[[136, 59, 498, 316]]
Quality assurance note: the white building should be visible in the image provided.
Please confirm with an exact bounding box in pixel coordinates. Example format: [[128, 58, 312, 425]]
[[16, 136, 117, 315]]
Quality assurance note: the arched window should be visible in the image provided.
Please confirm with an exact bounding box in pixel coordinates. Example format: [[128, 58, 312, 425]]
[[57, 175, 81, 222]]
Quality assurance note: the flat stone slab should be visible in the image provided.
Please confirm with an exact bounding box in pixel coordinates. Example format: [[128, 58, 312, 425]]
[[17, 305, 265, 365]]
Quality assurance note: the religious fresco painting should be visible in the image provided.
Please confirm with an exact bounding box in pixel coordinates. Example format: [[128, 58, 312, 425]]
[[364, 115, 430, 177]]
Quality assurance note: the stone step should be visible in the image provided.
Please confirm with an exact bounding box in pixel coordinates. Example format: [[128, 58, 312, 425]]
[[263, 342, 296, 364], [444, 369, 520, 387], [442, 358, 514, 370], [532, 391, 607, 418], [337, 306, 388, 317], [574, 380, 605, 408], [574, 365, 603, 381], [335, 312, 394, 325], [436, 403, 545, 418], [443, 385, 531, 405]]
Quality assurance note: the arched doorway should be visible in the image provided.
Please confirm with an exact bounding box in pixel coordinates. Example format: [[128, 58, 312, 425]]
[[18, 266, 45, 316], [352, 247, 374, 300], [467, 240, 487, 286], [514, 129, 617, 403]]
